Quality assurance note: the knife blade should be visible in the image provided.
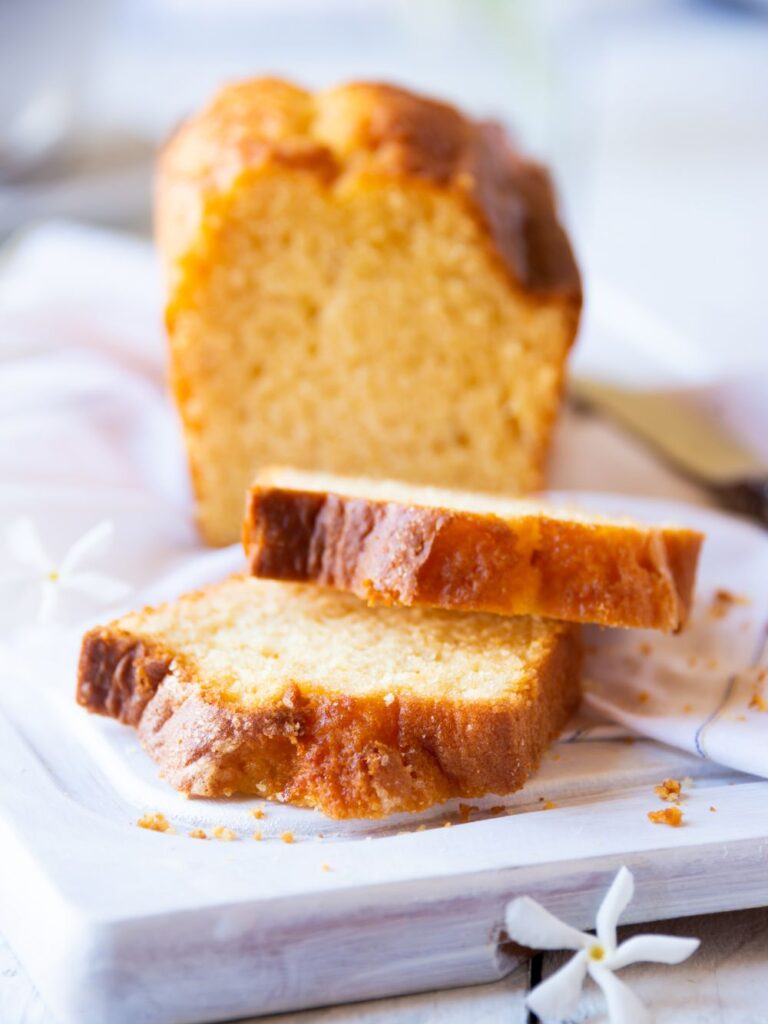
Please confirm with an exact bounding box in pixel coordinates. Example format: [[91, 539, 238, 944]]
[[569, 377, 768, 526]]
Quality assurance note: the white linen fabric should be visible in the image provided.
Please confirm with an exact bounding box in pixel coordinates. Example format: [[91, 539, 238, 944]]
[[0, 221, 766, 799]]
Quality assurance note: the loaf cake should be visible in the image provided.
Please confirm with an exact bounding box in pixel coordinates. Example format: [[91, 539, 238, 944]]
[[244, 468, 704, 632], [157, 78, 582, 545], [77, 576, 581, 818]]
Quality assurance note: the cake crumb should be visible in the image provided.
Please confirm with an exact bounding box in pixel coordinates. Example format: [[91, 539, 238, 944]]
[[211, 825, 238, 841], [639, 642, 653, 656], [706, 657, 719, 670], [458, 803, 476, 824], [281, 831, 295, 844], [188, 828, 208, 840], [416, 824, 427, 832], [709, 806, 717, 813], [550, 752, 561, 762], [637, 691, 649, 704], [648, 806, 683, 827], [443, 821, 453, 828], [137, 812, 174, 834], [542, 800, 557, 811], [687, 654, 699, 668], [655, 778, 682, 803], [249, 807, 266, 819], [321, 863, 332, 872], [682, 704, 694, 714], [709, 589, 750, 619], [489, 805, 507, 816], [252, 830, 263, 841], [749, 693, 768, 712], [316, 833, 324, 841]]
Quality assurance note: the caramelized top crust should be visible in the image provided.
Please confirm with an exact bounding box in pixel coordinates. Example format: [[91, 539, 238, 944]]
[[157, 77, 581, 305]]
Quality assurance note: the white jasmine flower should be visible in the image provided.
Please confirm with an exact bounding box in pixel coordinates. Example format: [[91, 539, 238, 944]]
[[505, 866, 699, 1023], [1, 518, 130, 624]]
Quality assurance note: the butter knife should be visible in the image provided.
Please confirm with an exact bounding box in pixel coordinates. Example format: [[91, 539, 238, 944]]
[[569, 377, 768, 527]]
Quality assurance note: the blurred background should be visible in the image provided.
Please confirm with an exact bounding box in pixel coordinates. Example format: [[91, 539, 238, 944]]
[[0, 0, 766, 380]]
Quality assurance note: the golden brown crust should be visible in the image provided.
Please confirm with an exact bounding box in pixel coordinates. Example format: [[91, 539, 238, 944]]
[[77, 630, 171, 725], [156, 77, 581, 308], [243, 484, 704, 632], [77, 622, 581, 819]]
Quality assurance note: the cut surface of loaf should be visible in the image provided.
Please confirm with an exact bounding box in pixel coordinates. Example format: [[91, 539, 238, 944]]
[[244, 468, 705, 632], [157, 77, 582, 545], [77, 576, 581, 818]]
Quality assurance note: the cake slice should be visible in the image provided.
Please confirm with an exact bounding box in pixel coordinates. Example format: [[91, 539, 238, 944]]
[[77, 576, 580, 818], [244, 468, 704, 632]]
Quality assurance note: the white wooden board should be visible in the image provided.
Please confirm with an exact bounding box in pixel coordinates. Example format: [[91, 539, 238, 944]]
[[0, 497, 767, 1024]]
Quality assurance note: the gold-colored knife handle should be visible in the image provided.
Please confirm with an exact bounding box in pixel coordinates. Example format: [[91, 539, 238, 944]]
[[713, 477, 768, 528]]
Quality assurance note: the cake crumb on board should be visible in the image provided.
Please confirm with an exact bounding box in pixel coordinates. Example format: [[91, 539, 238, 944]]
[[212, 826, 238, 841], [655, 778, 682, 803], [458, 803, 477, 824], [648, 806, 683, 827], [709, 589, 750, 619], [137, 812, 175, 834]]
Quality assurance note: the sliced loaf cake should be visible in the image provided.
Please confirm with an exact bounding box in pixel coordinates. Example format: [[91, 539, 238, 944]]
[[157, 78, 581, 544]]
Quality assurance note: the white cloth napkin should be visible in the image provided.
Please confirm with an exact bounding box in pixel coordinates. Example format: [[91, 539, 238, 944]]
[[0, 221, 766, 791]]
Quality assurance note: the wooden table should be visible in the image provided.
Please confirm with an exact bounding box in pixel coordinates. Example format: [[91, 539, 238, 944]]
[[3, 907, 767, 1023]]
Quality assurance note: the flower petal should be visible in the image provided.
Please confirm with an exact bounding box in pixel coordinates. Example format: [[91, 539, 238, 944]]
[[0, 570, 31, 586], [6, 518, 51, 571], [63, 571, 131, 604], [527, 950, 589, 1021], [609, 934, 700, 970], [59, 520, 115, 575], [596, 866, 634, 951], [36, 581, 59, 625], [589, 963, 651, 1024], [506, 897, 590, 951]]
